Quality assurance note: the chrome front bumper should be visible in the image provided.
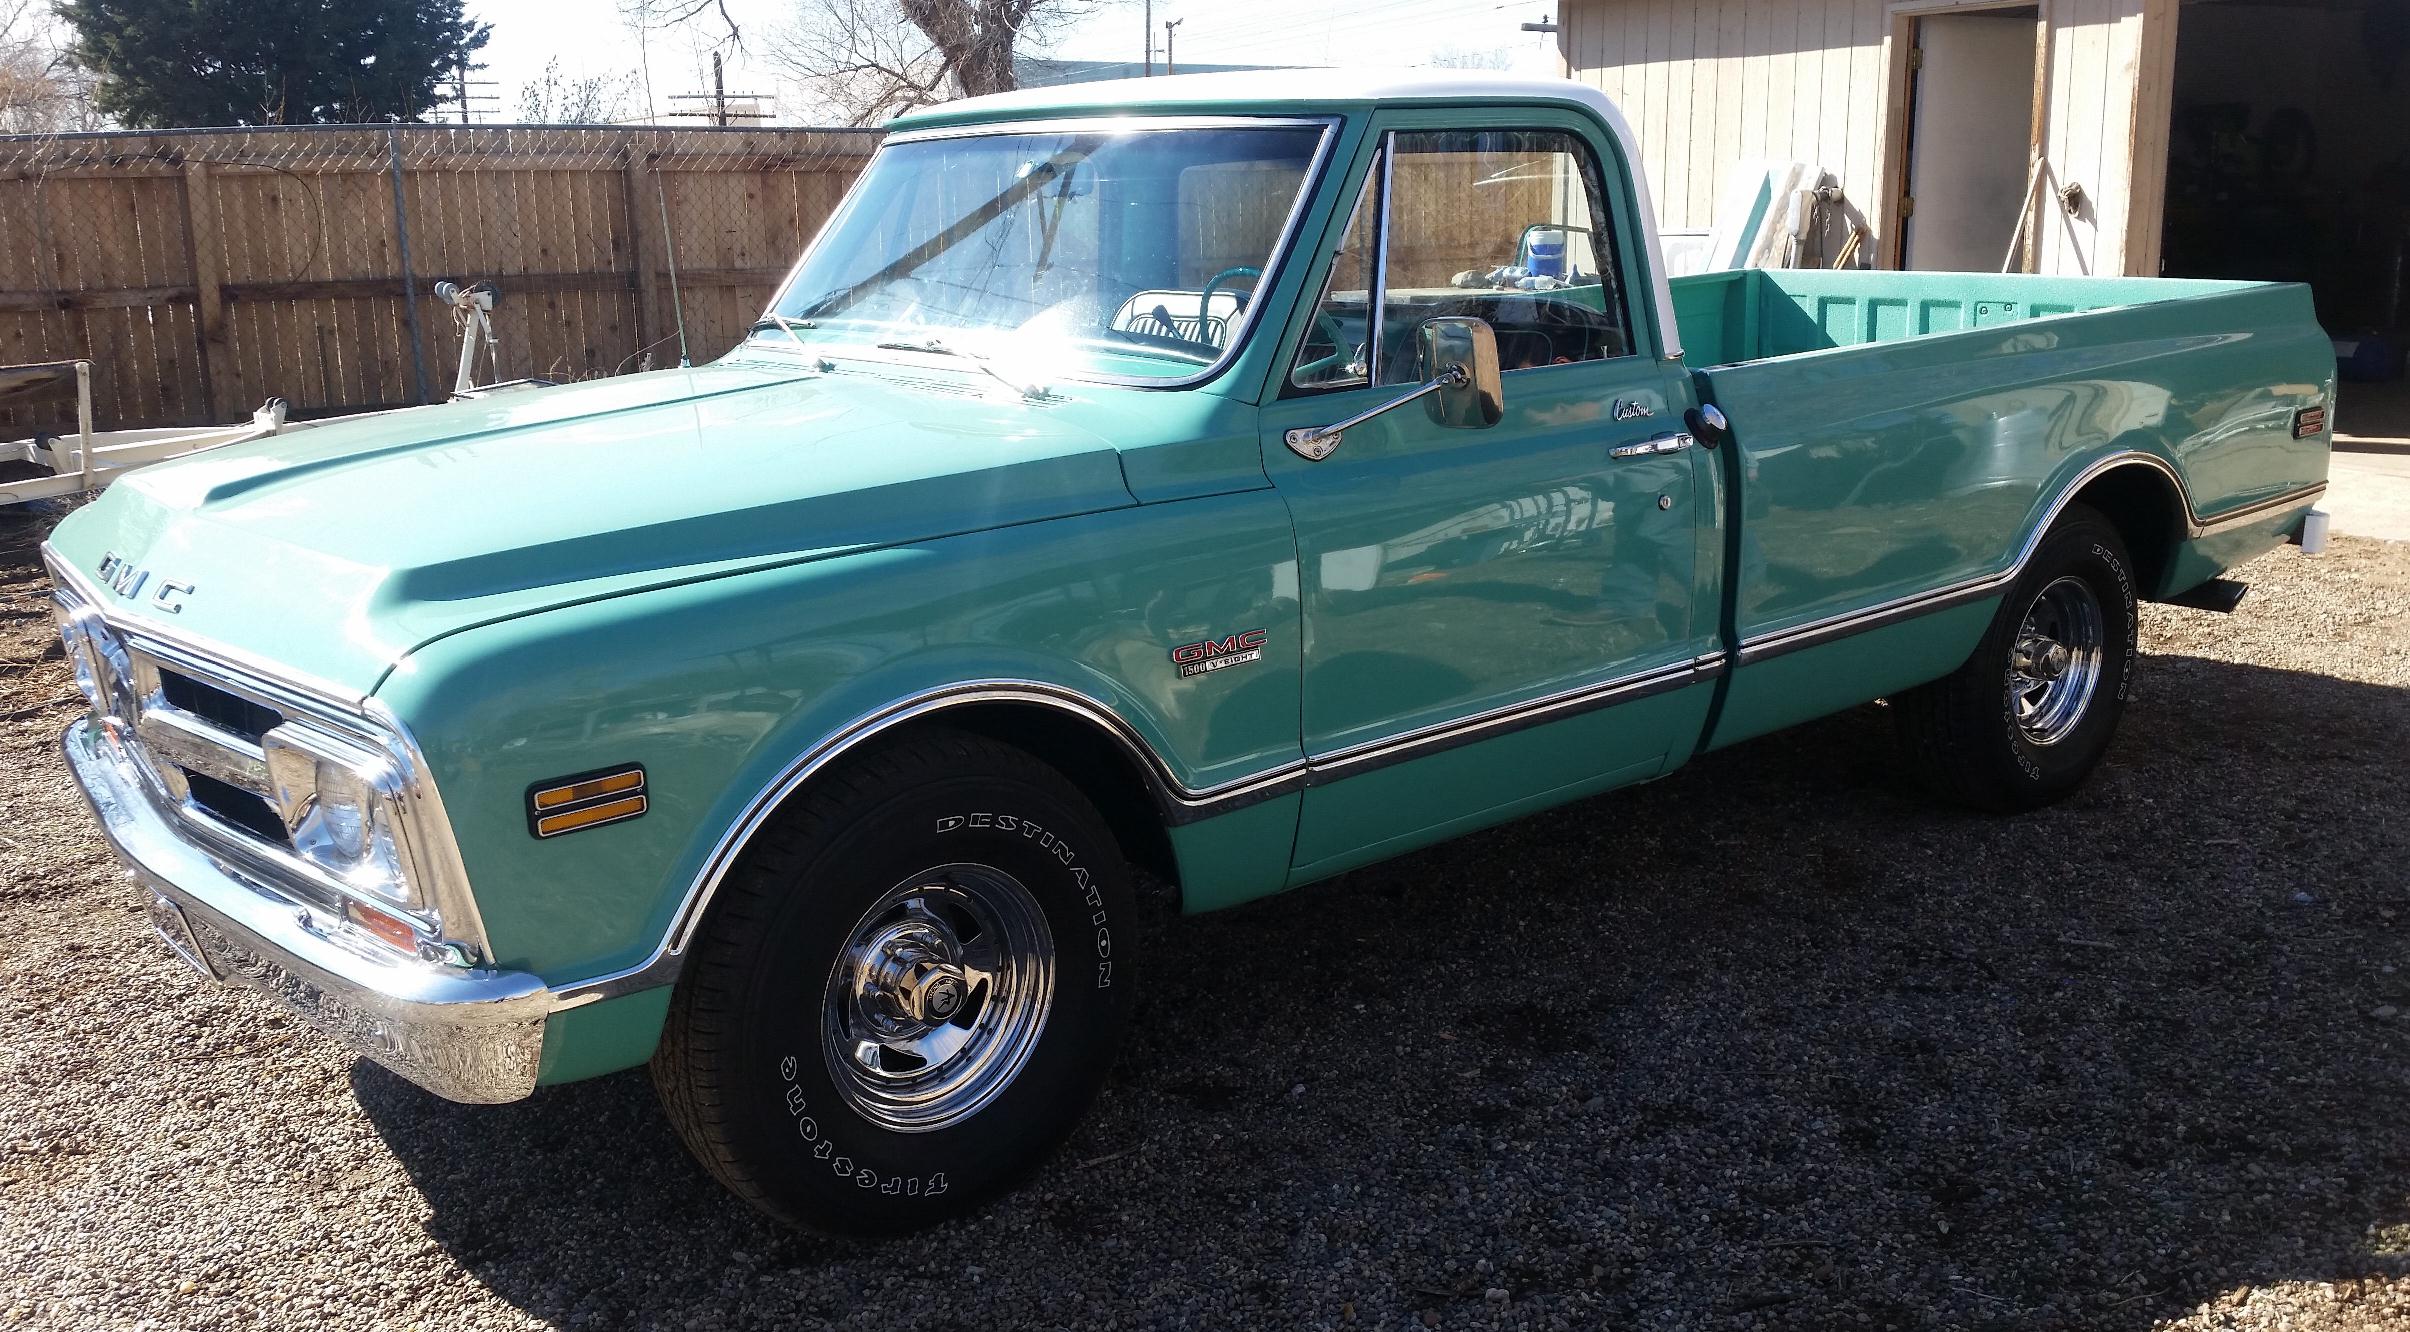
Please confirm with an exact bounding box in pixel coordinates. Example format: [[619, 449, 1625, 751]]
[[63, 718, 553, 1103]]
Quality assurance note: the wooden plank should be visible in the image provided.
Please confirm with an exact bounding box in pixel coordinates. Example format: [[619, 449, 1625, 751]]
[[219, 268, 642, 302], [1685, 0, 1719, 227], [2098, 0, 2151, 275], [0, 285, 197, 313], [69, 172, 145, 427], [623, 136, 666, 355], [1659, 0, 1694, 231], [181, 163, 235, 420], [2039, 0, 2103, 275], [1872, 2, 1911, 268], [2121, 0, 2178, 277]]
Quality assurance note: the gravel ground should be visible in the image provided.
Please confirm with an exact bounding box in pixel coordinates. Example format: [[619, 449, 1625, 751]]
[[3, 502, 2407, 1332]]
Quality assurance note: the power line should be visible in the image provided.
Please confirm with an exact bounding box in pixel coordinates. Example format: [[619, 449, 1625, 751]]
[[1204, 0, 1532, 47], [667, 51, 773, 125], [441, 60, 501, 124], [1172, 0, 1530, 60]]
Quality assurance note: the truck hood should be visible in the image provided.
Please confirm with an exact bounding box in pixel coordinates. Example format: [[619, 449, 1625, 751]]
[[44, 360, 1137, 692]]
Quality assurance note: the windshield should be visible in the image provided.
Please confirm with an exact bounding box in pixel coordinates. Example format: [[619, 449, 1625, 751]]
[[761, 123, 1328, 382]]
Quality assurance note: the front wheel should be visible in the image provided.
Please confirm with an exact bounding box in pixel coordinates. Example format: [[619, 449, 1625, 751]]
[[652, 729, 1135, 1233], [1892, 503, 2139, 811]]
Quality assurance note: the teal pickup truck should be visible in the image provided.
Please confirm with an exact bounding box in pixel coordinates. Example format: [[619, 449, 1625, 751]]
[[46, 73, 2330, 1233]]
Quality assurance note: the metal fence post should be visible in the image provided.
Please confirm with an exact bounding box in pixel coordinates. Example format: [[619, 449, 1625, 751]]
[[386, 126, 433, 405]]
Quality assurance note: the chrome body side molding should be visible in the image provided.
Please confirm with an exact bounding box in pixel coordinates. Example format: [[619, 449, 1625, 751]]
[[1731, 453, 2325, 666], [552, 654, 1729, 1008]]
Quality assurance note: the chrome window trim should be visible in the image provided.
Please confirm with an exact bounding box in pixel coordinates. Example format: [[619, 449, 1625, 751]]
[[43, 546, 495, 964], [1732, 455, 2326, 666], [883, 114, 1339, 144], [1367, 132, 1396, 389], [551, 653, 1730, 1009], [751, 116, 1341, 393]]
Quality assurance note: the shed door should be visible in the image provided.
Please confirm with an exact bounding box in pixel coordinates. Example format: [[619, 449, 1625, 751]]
[[1903, 9, 2040, 272]]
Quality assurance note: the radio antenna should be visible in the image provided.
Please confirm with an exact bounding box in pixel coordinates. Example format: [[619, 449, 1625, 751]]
[[654, 174, 692, 367]]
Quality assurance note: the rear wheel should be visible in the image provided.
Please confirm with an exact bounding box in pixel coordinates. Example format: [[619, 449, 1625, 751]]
[[1892, 503, 2139, 811], [652, 729, 1135, 1233]]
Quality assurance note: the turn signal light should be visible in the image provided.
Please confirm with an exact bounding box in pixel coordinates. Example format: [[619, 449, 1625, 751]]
[[527, 765, 649, 838], [346, 899, 420, 954]]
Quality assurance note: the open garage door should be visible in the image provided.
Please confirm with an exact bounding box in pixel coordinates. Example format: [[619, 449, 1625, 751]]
[[2161, 0, 2410, 433]]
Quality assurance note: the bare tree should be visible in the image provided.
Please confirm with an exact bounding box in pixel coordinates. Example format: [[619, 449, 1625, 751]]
[[0, 0, 102, 132], [627, 0, 1098, 126], [515, 57, 641, 124]]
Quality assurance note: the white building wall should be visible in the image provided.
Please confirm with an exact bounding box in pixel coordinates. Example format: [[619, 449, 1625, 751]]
[[1560, 0, 2171, 277]]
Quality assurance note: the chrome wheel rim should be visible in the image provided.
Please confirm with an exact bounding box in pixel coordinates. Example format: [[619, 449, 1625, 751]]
[[822, 865, 1054, 1133], [2007, 575, 2104, 747]]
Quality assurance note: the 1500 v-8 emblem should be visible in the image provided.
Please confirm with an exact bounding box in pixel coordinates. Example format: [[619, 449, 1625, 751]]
[[1170, 628, 1267, 679]]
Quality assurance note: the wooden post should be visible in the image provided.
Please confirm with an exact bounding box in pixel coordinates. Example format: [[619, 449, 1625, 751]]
[[386, 127, 433, 405], [622, 134, 667, 358], [180, 161, 236, 422]]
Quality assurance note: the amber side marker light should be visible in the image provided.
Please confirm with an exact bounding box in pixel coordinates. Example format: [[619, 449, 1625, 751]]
[[527, 765, 648, 838], [346, 899, 421, 953]]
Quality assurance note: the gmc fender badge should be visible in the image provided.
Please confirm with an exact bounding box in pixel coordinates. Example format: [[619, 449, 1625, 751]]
[[1171, 628, 1267, 679], [2292, 405, 2326, 439], [94, 551, 195, 614]]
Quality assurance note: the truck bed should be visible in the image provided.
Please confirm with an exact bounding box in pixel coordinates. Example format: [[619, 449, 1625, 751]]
[[1670, 268, 2266, 368], [1674, 268, 2333, 751]]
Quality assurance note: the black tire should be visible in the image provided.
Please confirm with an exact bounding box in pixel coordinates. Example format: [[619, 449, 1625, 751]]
[[652, 728, 1135, 1234], [1892, 503, 2139, 811]]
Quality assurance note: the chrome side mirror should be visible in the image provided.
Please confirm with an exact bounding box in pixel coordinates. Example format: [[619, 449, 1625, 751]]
[[1418, 316, 1504, 430], [1284, 316, 1509, 461]]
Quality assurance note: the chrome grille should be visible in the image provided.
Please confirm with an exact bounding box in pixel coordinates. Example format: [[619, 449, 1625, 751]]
[[54, 589, 330, 889], [158, 668, 282, 743], [184, 769, 289, 842]]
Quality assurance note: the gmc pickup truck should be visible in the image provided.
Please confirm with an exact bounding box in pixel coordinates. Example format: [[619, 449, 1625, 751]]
[[46, 73, 2331, 1233]]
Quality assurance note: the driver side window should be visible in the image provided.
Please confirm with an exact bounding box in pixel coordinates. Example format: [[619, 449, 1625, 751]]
[[1287, 128, 1633, 394]]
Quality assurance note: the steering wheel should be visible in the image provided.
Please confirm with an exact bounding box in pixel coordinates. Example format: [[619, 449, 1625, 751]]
[[1198, 266, 1261, 335], [1290, 310, 1363, 385]]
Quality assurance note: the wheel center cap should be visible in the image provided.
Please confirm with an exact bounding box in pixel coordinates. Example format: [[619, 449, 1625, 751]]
[[2017, 635, 2072, 680], [913, 968, 967, 1022]]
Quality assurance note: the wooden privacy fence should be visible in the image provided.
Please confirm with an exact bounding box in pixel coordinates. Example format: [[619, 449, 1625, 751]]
[[0, 124, 882, 433]]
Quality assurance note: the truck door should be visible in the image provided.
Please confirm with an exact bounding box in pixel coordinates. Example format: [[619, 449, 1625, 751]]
[[1260, 117, 1723, 879]]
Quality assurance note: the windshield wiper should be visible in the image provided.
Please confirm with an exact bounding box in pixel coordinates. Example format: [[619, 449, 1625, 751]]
[[795, 145, 1093, 324], [874, 336, 1050, 400], [751, 314, 817, 350]]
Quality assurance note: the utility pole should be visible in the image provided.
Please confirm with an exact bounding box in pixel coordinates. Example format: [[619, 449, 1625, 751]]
[[1164, 18, 1184, 75], [1143, 0, 1154, 75], [668, 52, 772, 125], [444, 59, 498, 123]]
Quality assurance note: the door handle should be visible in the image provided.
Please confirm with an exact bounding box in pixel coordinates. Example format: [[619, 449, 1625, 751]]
[[1610, 432, 1695, 460]]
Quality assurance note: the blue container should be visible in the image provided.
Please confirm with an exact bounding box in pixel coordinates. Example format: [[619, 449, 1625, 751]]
[[2336, 333, 2405, 383]]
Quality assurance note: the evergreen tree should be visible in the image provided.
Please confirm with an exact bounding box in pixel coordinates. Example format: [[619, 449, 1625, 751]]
[[60, 0, 490, 126]]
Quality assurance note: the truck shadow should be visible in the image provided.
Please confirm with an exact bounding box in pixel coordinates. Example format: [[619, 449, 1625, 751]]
[[359, 652, 2410, 1331]]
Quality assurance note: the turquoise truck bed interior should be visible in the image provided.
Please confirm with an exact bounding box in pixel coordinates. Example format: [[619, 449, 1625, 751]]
[[1670, 269, 2268, 369]]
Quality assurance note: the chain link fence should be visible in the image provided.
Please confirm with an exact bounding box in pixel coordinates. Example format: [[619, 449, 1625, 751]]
[[0, 123, 882, 434]]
